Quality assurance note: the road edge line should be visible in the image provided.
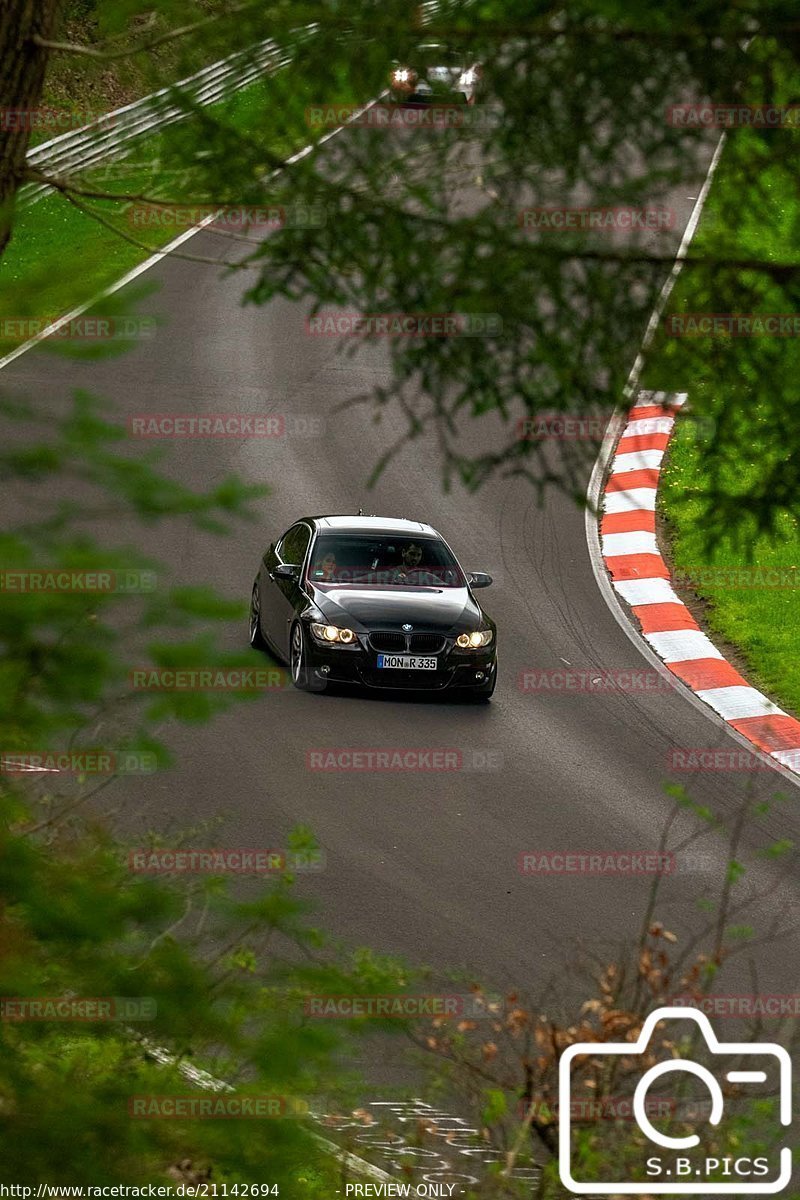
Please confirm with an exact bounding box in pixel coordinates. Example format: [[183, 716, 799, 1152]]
[[584, 134, 800, 792], [600, 394, 800, 780], [136, 1034, 396, 1182], [0, 93, 385, 374]]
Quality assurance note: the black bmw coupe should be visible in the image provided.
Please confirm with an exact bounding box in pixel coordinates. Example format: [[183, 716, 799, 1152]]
[[249, 515, 497, 698]]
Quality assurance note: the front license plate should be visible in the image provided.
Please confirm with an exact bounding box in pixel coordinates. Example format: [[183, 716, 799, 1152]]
[[377, 654, 437, 670]]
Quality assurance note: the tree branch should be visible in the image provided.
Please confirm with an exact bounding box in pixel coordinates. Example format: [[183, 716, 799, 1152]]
[[46, 181, 256, 271], [30, 3, 259, 62], [24, 168, 275, 209]]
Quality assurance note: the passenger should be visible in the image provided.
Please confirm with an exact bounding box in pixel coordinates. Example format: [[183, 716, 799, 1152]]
[[313, 552, 338, 581]]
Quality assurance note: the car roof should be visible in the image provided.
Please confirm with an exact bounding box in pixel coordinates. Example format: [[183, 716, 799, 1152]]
[[306, 515, 440, 537]]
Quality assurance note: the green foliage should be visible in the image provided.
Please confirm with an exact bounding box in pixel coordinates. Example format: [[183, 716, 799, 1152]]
[[0, 384, 412, 1187], [11, 0, 799, 533], [0, 392, 268, 752], [0, 797, 412, 1185], [3, 3, 799, 1191]]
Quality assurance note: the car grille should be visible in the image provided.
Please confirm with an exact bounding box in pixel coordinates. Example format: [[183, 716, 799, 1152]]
[[361, 668, 450, 691], [368, 631, 447, 654], [409, 632, 446, 654], [369, 632, 406, 653]]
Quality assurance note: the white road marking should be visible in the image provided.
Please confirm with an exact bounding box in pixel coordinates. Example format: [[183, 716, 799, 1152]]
[[624, 415, 675, 437], [694, 686, 785, 721], [0, 94, 387, 374], [602, 530, 659, 557], [613, 577, 680, 606], [138, 1033, 395, 1181], [771, 748, 800, 769], [630, 390, 687, 410], [0, 761, 60, 773], [583, 114, 800, 788], [612, 448, 664, 473], [603, 487, 658, 514], [644, 629, 724, 663]]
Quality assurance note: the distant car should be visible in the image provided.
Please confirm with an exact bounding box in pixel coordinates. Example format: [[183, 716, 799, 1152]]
[[249, 515, 497, 698], [389, 43, 482, 105]]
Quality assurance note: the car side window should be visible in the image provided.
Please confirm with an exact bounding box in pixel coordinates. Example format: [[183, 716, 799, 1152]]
[[278, 523, 311, 567], [275, 528, 290, 560]]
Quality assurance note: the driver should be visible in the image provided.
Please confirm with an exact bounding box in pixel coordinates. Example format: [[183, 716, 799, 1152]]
[[392, 542, 426, 582], [400, 542, 424, 570]]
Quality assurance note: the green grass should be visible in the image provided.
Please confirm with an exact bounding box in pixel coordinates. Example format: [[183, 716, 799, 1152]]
[[644, 121, 800, 715], [2, 71, 364, 356], [30, 1, 249, 149], [660, 442, 800, 713]]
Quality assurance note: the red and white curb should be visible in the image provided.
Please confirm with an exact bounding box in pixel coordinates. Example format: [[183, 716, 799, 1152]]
[[601, 389, 800, 776]]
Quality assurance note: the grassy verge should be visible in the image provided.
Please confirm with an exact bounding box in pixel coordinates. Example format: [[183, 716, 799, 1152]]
[[32, 1, 243, 148], [2, 69, 365, 355], [642, 123, 800, 715]]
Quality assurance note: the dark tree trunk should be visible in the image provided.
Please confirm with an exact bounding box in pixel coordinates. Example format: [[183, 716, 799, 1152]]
[[0, 0, 62, 260]]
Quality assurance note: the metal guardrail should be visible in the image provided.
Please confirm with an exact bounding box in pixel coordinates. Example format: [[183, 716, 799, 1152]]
[[21, 0, 459, 207], [22, 29, 315, 205]]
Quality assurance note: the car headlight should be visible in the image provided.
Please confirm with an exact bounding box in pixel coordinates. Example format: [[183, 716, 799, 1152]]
[[391, 66, 417, 89], [456, 630, 493, 649], [311, 622, 356, 645]]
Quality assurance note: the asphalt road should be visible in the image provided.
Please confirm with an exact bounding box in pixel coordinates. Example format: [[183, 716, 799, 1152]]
[[5, 125, 800, 1024]]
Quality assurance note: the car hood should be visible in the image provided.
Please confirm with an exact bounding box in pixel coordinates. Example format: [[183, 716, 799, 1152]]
[[310, 585, 482, 633], [426, 64, 463, 81]]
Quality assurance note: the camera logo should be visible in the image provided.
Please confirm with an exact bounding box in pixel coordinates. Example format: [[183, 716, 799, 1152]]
[[559, 1006, 791, 1193]]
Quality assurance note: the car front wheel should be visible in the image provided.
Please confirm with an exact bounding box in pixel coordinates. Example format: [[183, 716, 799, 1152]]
[[249, 578, 267, 650], [290, 622, 327, 693]]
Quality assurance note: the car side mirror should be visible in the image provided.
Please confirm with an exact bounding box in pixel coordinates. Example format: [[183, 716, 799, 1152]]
[[274, 563, 301, 581], [468, 571, 492, 589]]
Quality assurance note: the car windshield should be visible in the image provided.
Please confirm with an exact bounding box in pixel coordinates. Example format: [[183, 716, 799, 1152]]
[[416, 43, 464, 65], [308, 533, 465, 588]]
